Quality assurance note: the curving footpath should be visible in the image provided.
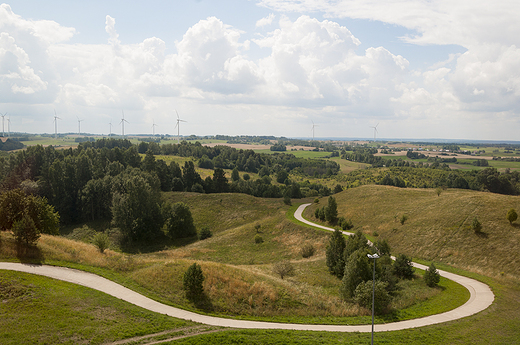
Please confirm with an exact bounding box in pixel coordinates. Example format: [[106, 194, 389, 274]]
[[0, 203, 494, 332]]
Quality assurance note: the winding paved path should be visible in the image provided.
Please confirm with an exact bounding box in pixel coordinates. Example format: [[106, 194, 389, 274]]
[[0, 203, 494, 332]]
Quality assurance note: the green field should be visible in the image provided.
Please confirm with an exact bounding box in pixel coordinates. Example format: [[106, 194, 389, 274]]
[[2, 185, 520, 343]]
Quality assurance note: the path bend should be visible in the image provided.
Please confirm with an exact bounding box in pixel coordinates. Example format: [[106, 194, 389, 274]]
[[0, 203, 494, 332]]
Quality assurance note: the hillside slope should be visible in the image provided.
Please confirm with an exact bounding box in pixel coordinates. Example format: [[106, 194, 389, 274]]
[[306, 185, 520, 280]]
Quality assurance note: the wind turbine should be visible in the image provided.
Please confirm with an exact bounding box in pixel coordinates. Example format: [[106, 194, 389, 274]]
[[311, 120, 318, 141], [7, 115, 11, 137], [1, 113, 6, 137], [109, 121, 112, 136], [77, 116, 84, 136], [152, 120, 157, 137], [174, 110, 186, 143], [370, 123, 379, 141], [53, 110, 60, 139], [120, 110, 129, 138]]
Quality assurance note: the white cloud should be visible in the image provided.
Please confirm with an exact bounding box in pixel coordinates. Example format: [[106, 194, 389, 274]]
[[256, 13, 275, 27]]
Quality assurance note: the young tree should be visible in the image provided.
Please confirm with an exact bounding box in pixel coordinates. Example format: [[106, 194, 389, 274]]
[[272, 260, 295, 279], [325, 196, 338, 223], [326, 229, 346, 278], [12, 212, 40, 246], [393, 254, 414, 279], [507, 208, 518, 225], [183, 263, 204, 298], [231, 167, 240, 182], [472, 217, 482, 233], [212, 168, 229, 193], [341, 248, 372, 299], [165, 202, 197, 239], [424, 263, 440, 287]]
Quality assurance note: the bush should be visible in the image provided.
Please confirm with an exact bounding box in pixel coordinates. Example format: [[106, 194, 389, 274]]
[[301, 243, 316, 258], [283, 195, 291, 205], [424, 263, 440, 287], [199, 227, 212, 240], [272, 260, 295, 279], [353, 280, 391, 314], [338, 217, 354, 230], [92, 232, 110, 253], [472, 217, 482, 233], [400, 215, 408, 225], [507, 208, 518, 225], [254, 234, 264, 244], [183, 263, 204, 298], [393, 254, 414, 279]]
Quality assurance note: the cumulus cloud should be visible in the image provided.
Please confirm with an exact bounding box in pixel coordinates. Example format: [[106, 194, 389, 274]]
[[256, 13, 275, 27]]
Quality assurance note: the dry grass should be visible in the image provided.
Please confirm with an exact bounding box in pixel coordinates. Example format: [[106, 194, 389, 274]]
[[306, 185, 520, 280]]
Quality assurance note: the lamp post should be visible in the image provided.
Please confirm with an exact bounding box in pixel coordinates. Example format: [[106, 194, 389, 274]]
[[367, 253, 380, 345]]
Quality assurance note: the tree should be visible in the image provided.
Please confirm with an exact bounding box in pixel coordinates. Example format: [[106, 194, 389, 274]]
[[0, 189, 59, 237], [344, 230, 369, 260], [333, 184, 343, 194], [272, 260, 295, 279], [507, 208, 518, 225], [111, 173, 163, 242], [424, 263, 440, 287], [326, 229, 346, 278], [182, 161, 202, 192], [165, 202, 197, 239], [212, 168, 229, 193], [472, 217, 482, 233], [325, 196, 338, 223], [276, 169, 288, 183], [12, 212, 40, 246], [231, 167, 240, 182], [341, 248, 372, 299], [183, 263, 204, 298], [393, 254, 414, 279]]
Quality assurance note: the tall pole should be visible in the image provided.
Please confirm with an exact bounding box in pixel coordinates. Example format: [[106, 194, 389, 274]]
[[1, 113, 5, 137], [367, 253, 379, 345]]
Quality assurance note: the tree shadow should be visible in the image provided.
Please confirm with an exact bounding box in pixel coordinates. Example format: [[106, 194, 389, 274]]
[[475, 231, 488, 239], [16, 242, 44, 264], [512, 223, 520, 229], [187, 292, 215, 312]]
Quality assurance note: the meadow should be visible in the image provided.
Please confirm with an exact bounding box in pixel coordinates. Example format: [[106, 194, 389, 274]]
[[2, 185, 520, 344]]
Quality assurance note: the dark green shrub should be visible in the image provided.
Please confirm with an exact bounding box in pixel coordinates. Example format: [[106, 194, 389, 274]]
[[198, 227, 212, 240], [183, 263, 204, 298], [400, 215, 408, 225], [472, 217, 482, 233], [254, 234, 264, 244], [393, 254, 414, 279], [424, 263, 440, 287], [507, 208, 518, 225], [353, 280, 391, 314]]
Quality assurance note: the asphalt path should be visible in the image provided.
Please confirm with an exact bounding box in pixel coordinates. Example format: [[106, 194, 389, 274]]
[[0, 203, 494, 332]]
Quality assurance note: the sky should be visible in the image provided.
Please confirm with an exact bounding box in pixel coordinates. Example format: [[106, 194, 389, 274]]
[[1, 0, 520, 141]]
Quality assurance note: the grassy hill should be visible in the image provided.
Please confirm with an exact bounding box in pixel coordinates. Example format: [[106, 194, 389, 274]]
[[305, 185, 520, 280], [1, 188, 520, 344]]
